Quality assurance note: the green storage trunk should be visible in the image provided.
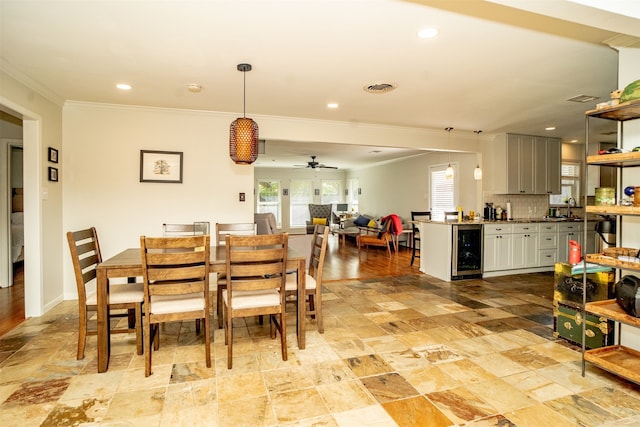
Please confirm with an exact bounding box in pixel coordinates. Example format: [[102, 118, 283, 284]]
[[553, 262, 614, 308], [554, 302, 615, 349]]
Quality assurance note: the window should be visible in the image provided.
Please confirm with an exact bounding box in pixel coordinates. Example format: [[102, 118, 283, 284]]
[[256, 180, 281, 226], [290, 179, 313, 227], [550, 162, 580, 205], [429, 163, 457, 221], [347, 178, 359, 213], [321, 180, 342, 205]]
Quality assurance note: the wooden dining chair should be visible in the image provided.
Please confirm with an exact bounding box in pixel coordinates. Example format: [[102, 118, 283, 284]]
[[215, 222, 257, 328], [67, 227, 144, 360], [285, 224, 329, 333], [410, 211, 430, 266], [357, 218, 393, 257], [139, 234, 211, 377], [223, 233, 288, 369]]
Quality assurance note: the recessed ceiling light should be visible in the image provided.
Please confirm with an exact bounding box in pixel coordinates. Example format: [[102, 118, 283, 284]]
[[116, 83, 131, 90], [417, 27, 438, 39], [187, 83, 202, 93], [570, 139, 578, 143], [545, 126, 556, 131], [327, 103, 339, 109]]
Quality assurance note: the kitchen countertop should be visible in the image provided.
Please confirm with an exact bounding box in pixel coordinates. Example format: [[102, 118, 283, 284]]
[[414, 217, 588, 225]]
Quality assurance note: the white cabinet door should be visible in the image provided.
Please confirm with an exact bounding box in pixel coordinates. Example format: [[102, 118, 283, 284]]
[[512, 233, 539, 269], [507, 134, 535, 194], [534, 136, 561, 194], [484, 234, 511, 272]]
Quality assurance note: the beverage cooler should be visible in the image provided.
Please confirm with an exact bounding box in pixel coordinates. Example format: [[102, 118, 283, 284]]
[[451, 224, 483, 280]]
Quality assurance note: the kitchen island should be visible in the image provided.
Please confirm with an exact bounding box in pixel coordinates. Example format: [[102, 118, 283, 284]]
[[416, 219, 597, 281]]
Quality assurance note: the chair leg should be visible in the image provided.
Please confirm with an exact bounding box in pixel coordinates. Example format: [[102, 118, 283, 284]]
[[204, 311, 211, 368], [195, 318, 201, 334], [217, 285, 224, 329], [135, 303, 143, 355], [226, 306, 233, 369], [144, 317, 152, 377], [309, 295, 315, 318], [279, 312, 287, 361], [314, 293, 324, 334], [77, 304, 88, 360]]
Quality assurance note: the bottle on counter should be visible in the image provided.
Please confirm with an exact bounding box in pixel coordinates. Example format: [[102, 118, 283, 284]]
[[457, 206, 463, 222]]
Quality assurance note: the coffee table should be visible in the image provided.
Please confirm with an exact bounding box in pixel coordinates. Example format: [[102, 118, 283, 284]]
[[331, 227, 360, 246]]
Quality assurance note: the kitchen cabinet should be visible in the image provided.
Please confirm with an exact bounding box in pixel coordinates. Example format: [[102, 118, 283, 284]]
[[483, 224, 512, 272], [539, 223, 558, 267], [511, 223, 539, 269], [494, 133, 561, 195], [533, 136, 561, 194], [581, 99, 640, 385]]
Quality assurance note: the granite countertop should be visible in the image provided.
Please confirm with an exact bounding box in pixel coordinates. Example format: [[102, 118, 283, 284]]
[[415, 217, 590, 225]]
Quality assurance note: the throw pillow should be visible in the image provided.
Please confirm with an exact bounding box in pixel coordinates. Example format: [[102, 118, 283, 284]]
[[367, 219, 377, 228], [312, 217, 326, 225], [353, 215, 369, 227]]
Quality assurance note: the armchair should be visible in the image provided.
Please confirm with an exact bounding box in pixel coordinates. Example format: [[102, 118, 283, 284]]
[[254, 212, 279, 235], [306, 204, 331, 234]]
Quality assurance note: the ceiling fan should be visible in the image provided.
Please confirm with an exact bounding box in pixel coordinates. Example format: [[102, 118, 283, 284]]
[[294, 155, 338, 169]]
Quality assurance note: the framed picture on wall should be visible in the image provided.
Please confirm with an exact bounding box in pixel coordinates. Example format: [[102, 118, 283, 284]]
[[283, 188, 289, 196], [48, 147, 58, 163], [140, 150, 183, 183], [314, 189, 320, 196], [48, 167, 58, 182]]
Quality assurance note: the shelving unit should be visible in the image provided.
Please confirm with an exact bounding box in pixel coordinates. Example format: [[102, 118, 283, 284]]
[[581, 99, 640, 385]]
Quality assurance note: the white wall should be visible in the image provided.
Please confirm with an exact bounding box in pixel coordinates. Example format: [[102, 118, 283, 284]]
[[350, 151, 480, 220], [62, 102, 256, 298]]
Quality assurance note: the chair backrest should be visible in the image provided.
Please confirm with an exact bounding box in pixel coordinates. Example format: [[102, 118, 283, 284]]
[[254, 213, 278, 235], [163, 222, 210, 237], [444, 211, 459, 221], [308, 204, 332, 224], [225, 233, 288, 294], [308, 225, 330, 282], [411, 211, 431, 232], [215, 222, 256, 245], [140, 235, 211, 305], [67, 227, 102, 303]]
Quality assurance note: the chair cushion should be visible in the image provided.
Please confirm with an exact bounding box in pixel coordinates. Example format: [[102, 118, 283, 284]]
[[285, 272, 316, 291], [86, 283, 144, 305], [222, 289, 280, 309], [312, 217, 327, 225], [149, 293, 205, 315]]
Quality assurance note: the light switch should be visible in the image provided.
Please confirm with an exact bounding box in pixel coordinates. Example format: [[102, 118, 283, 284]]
[[239, 192, 245, 202]]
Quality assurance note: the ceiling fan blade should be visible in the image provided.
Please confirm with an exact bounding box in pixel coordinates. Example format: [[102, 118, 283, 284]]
[[319, 165, 338, 169]]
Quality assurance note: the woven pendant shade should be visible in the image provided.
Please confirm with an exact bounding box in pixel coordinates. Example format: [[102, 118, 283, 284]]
[[230, 117, 258, 164]]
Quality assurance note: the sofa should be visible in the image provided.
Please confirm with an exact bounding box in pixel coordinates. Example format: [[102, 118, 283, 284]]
[[343, 213, 411, 247]]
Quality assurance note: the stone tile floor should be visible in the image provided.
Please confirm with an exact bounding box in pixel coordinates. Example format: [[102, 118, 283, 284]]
[[1, 272, 640, 426]]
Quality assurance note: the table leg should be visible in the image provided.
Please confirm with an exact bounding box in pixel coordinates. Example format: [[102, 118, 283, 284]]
[[97, 269, 110, 373], [297, 258, 306, 349]]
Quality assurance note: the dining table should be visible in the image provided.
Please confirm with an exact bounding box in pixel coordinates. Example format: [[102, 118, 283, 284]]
[[95, 245, 306, 373]]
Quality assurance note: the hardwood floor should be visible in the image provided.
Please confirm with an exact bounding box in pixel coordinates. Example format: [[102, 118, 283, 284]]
[[0, 235, 415, 338], [0, 262, 25, 337]]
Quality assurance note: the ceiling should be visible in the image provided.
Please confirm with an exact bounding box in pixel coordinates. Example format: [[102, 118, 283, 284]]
[[2, 0, 639, 169]]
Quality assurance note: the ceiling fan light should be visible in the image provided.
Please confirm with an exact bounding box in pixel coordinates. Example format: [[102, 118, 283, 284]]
[[474, 164, 482, 180]]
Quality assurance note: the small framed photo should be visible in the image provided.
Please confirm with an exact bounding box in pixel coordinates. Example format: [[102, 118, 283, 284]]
[[358, 188, 362, 195], [140, 150, 183, 183], [48, 167, 58, 182], [48, 147, 58, 163], [314, 189, 320, 196], [283, 188, 289, 196]]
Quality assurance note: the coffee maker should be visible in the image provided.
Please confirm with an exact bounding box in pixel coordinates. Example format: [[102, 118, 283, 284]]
[[483, 203, 495, 220]]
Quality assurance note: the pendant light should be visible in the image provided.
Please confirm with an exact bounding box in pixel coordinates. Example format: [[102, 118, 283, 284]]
[[445, 127, 454, 179], [230, 63, 259, 165], [473, 130, 483, 180]]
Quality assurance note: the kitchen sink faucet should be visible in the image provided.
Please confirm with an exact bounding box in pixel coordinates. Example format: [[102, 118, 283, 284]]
[[567, 197, 576, 217]]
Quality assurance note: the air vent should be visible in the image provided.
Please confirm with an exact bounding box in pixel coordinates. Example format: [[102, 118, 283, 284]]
[[566, 94, 599, 103], [364, 82, 397, 94]]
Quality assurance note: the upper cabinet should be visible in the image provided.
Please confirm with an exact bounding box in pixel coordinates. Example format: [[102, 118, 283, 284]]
[[494, 133, 561, 195]]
